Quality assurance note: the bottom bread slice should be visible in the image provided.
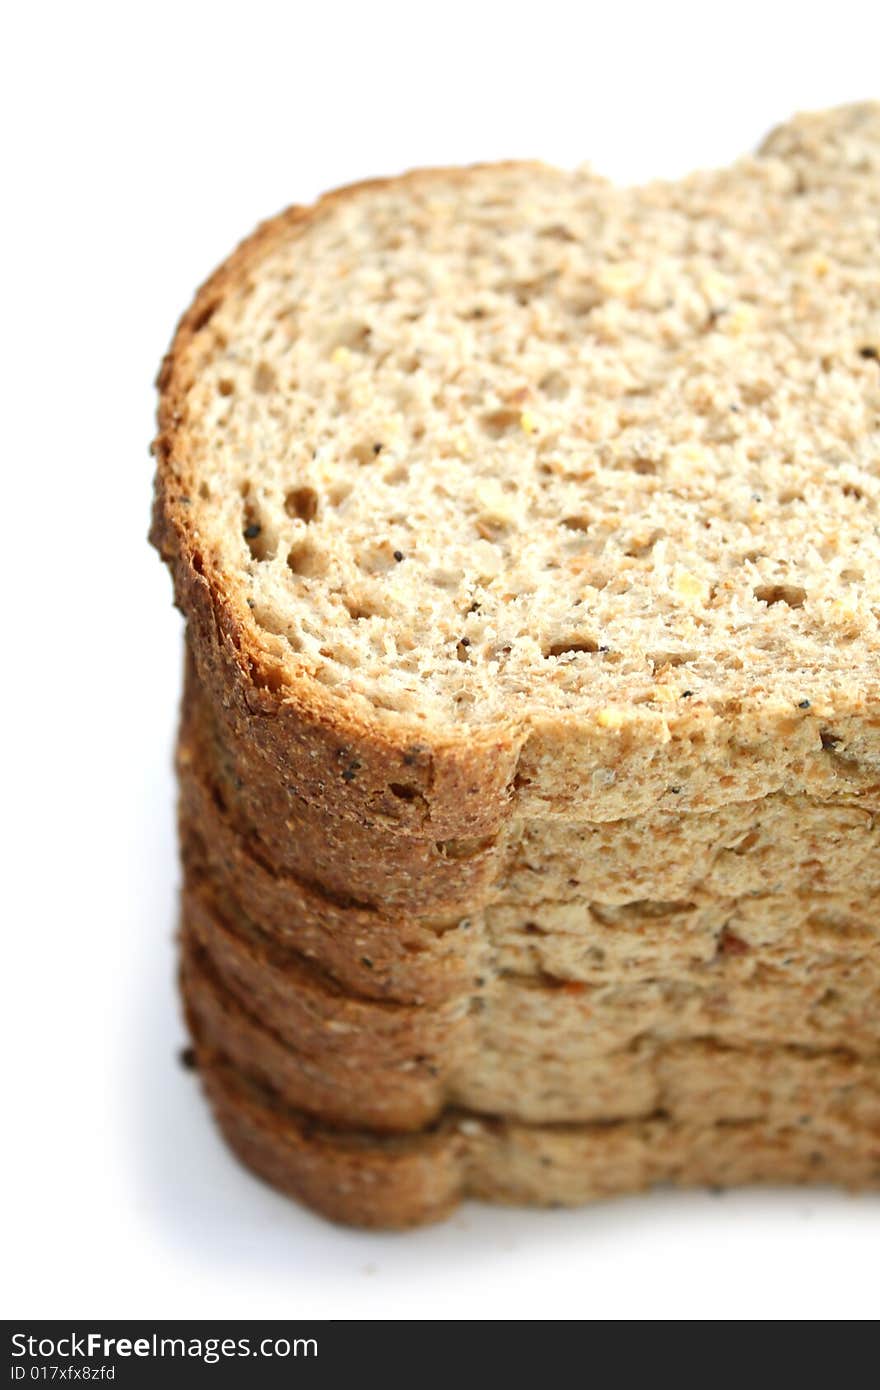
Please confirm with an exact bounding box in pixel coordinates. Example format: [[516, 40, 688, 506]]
[[191, 1053, 880, 1230]]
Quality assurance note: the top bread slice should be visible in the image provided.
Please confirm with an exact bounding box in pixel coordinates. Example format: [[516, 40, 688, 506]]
[[152, 104, 880, 837]]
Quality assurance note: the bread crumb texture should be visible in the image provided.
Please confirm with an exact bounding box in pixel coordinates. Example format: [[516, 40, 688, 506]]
[[156, 103, 880, 733]]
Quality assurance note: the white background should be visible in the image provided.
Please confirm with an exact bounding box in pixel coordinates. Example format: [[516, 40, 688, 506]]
[[3, 0, 879, 1321]]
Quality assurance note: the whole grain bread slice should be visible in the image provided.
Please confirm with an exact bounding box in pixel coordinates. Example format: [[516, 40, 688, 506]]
[[153, 103, 880, 841]]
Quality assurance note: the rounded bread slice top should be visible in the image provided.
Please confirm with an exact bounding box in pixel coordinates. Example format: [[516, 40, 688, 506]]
[[153, 105, 880, 757]]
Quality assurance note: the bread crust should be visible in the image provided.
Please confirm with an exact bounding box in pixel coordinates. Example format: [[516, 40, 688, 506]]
[[179, 648, 507, 914], [182, 867, 473, 1100], [180, 795, 477, 1005], [181, 927, 450, 1131], [200, 1060, 463, 1230]]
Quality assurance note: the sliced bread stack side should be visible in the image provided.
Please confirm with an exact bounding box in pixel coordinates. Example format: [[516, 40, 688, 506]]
[[153, 104, 880, 1227]]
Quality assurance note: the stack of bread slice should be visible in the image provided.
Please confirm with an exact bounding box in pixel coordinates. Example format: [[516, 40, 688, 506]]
[[152, 103, 880, 1227]]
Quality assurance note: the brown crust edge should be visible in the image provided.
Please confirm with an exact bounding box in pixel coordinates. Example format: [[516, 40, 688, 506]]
[[181, 927, 451, 1133], [199, 1058, 463, 1230], [178, 647, 508, 917]]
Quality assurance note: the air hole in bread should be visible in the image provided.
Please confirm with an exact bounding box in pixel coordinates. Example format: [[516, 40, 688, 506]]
[[717, 928, 751, 957], [327, 479, 352, 506], [351, 439, 385, 465], [507, 271, 560, 304], [436, 836, 494, 861], [356, 544, 401, 576], [284, 487, 318, 522], [481, 407, 521, 436], [566, 290, 601, 316], [388, 782, 418, 801], [561, 515, 590, 532], [625, 532, 661, 558], [539, 371, 570, 399], [217, 379, 235, 397], [538, 223, 576, 242], [253, 362, 277, 393], [545, 639, 600, 658], [243, 504, 274, 561], [754, 583, 806, 608], [344, 596, 387, 621], [287, 540, 326, 577], [329, 319, 372, 351]]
